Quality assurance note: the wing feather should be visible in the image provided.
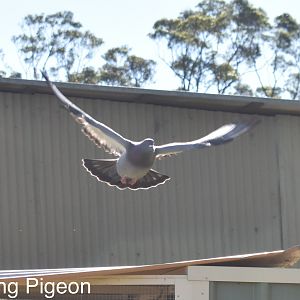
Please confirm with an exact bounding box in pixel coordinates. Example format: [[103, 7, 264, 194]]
[[42, 71, 130, 156], [155, 119, 259, 159]]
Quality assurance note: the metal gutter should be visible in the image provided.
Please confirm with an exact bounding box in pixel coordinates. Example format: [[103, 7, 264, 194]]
[[1, 78, 300, 115]]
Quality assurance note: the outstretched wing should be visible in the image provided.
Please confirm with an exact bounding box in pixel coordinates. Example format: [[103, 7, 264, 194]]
[[42, 71, 131, 156], [154, 119, 259, 159]]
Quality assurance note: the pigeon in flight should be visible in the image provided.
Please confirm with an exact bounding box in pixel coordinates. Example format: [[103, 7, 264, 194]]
[[42, 71, 259, 190]]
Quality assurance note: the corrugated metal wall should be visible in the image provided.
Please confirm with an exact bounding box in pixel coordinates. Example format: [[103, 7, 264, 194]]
[[0, 90, 297, 269], [276, 115, 300, 249]]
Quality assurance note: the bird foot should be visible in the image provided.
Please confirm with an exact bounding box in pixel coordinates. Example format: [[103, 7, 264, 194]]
[[121, 177, 137, 186], [129, 178, 137, 185]]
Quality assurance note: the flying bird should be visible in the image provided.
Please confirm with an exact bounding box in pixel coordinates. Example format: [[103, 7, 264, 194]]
[[42, 71, 259, 190]]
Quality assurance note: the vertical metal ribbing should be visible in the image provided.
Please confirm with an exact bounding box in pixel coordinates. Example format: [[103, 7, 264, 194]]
[[0, 90, 285, 269]]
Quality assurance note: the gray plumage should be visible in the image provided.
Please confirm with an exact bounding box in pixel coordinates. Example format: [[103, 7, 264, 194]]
[[42, 71, 259, 190]]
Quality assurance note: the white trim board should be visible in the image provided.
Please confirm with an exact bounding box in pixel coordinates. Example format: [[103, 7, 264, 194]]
[[188, 266, 300, 284]]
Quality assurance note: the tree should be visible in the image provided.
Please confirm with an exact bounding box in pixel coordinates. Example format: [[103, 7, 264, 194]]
[[150, 0, 300, 98], [234, 83, 253, 96], [12, 12, 154, 87], [12, 11, 103, 80], [225, 0, 270, 95], [150, 0, 272, 94], [69, 67, 99, 84], [243, 13, 297, 98], [150, 0, 230, 92], [99, 46, 156, 87], [274, 14, 300, 99], [9, 5, 300, 99], [287, 73, 300, 100]]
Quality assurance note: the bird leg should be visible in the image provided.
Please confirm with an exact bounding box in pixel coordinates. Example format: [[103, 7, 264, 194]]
[[121, 177, 137, 186], [121, 177, 127, 185], [129, 178, 137, 185]]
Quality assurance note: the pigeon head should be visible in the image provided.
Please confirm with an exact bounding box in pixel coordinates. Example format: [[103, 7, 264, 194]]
[[141, 138, 154, 148]]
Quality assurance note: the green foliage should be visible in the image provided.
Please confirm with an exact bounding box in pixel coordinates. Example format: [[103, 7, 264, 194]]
[[11, 11, 155, 88], [69, 67, 100, 84], [12, 11, 103, 80], [256, 86, 282, 98], [211, 63, 239, 94], [287, 73, 300, 99], [99, 46, 156, 87], [150, 0, 271, 93], [150, 0, 230, 91], [150, 0, 300, 98], [68, 46, 156, 87], [234, 83, 253, 96], [227, 0, 269, 65], [6, 4, 300, 98], [250, 12, 300, 99]]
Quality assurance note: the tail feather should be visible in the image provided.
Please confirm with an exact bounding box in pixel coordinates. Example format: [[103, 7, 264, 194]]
[[82, 158, 127, 189], [130, 169, 170, 190], [82, 159, 170, 190]]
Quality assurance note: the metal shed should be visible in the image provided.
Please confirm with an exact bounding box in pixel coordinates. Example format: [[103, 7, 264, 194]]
[[0, 78, 300, 269]]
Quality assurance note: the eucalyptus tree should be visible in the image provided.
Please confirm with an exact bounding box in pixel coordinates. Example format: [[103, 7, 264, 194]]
[[12, 11, 103, 80], [150, 0, 270, 94], [150, 0, 230, 92], [274, 14, 300, 99], [225, 0, 270, 95], [99, 46, 156, 87]]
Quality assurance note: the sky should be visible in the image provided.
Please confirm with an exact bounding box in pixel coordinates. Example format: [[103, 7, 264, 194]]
[[1, 0, 300, 90]]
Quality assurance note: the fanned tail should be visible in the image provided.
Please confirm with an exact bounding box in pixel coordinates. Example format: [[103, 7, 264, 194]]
[[82, 159, 170, 190], [130, 169, 170, 190]]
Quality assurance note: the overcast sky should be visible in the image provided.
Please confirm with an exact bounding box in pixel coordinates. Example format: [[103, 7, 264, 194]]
[[1, 0, 300, 90]]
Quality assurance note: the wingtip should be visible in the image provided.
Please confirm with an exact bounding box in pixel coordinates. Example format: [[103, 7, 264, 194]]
[[41, 70, 50, 82], [234, 118, 260, 130], [247, 117, 261, 129]]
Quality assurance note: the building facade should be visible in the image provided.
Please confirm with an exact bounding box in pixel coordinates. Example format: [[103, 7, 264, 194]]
[[0, 78, 299, 269]]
